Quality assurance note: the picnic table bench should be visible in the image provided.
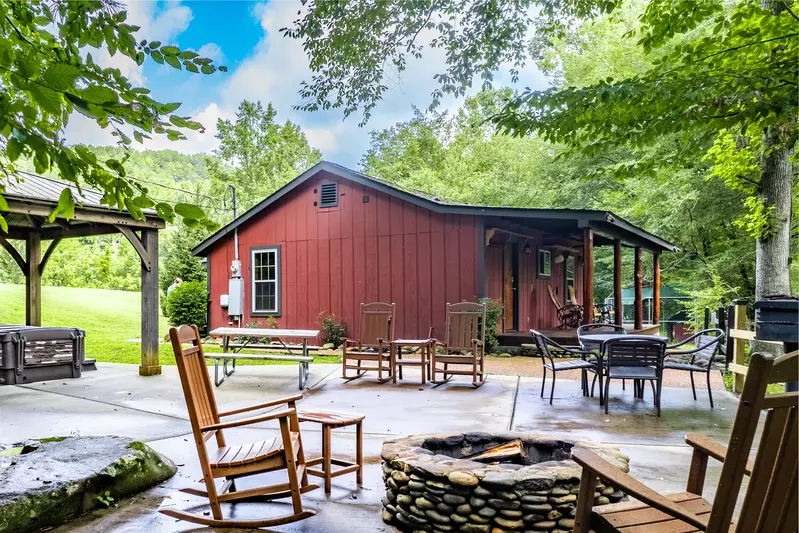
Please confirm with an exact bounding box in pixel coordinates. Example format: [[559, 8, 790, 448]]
[[208, 327, 320, 389]]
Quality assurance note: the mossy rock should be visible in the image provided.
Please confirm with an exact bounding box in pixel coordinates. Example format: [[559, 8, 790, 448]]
[[0, 436, 176, 533]]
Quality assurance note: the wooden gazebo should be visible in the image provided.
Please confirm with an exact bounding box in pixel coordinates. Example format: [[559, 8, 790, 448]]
[[0, 172, 164, 376]]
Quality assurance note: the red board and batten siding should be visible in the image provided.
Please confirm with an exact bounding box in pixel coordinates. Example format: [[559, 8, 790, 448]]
[[207, 171, 480, 340]]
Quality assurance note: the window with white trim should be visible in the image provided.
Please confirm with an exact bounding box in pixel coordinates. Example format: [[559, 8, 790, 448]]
[[538, 249, 551, 277], [565, 256, 575, 302], [252, 247, 280, 314]]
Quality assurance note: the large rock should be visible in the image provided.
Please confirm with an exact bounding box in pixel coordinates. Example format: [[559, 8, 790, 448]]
[[0, 436, 176, 533]]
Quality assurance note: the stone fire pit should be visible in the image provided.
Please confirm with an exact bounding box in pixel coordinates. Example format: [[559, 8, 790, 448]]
[[380, 432, 629, 533]]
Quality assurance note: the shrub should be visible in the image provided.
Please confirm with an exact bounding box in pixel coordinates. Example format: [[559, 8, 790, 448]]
[[166, 281, 207, 331], [479, 297, 504, 353], [318, 312, 347, 348]]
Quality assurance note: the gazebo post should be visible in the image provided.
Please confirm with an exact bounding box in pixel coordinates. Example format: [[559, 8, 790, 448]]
[[139, 229, 161, 376], [26, 231, 41, 326], [613, 239, 623, 327], [633, 247, 643, 330]]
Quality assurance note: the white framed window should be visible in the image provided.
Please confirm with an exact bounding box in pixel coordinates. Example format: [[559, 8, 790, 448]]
[[565, 256, 575, 302], [538, 249, 551, 278], [251, 246, 280, 314]]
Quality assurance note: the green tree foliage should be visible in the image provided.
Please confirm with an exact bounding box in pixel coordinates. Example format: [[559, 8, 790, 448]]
[[0, 0, 226, 230], [166, 280, 207, 330], [44, 235, 140, 290], [159, 224, 210, 295], [210, 101, 322, 210], [290, 0, 796, 305]]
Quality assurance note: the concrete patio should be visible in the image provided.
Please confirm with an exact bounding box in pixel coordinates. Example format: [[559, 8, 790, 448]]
[[0, 363, 746, 532]]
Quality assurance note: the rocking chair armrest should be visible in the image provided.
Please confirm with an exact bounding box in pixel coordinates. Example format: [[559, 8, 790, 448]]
[[685, 433, 754, 476], [571, 447, 709, 531], [343, 338, 360, 346], [202, 408, 296, 431], [217, 394, 303, 418]]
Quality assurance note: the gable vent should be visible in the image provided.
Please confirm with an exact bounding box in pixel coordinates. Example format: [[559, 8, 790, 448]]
[[319, 182, 338, 208]]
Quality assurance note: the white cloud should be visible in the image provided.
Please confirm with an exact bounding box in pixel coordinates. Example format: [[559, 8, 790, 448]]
[[304, 128, 338, 154], [142, 102, 233, 154], [66, 1, 549, 165], [197, 43, 224, 63], [126, 1, 193, 42], [65, 102, 232, 155]]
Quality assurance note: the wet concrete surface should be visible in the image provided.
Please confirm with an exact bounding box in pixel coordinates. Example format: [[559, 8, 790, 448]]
[[512, 377, 741, 445], [0, 363, 752, 532]]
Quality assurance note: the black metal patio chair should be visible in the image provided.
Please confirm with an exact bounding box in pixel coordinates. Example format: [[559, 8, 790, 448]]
[[530, 329, 597, 405], [603, 336, 666, 416], [664, 328, 724, 408], [577, 323, 627, 396]]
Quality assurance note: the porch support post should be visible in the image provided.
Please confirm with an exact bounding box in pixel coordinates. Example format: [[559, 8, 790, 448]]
[[582, 227, 594, 325], [653, 252, 661, 326], [614, 239, 623, 327], [634, 246, 643, 330], [26, 232, 41, 326], [139, 228, 161, 376]]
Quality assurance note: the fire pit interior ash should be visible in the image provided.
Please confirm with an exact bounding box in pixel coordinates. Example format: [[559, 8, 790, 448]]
[[380, 432, 629, 533]]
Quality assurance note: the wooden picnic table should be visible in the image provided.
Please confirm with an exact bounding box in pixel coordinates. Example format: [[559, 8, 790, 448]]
[[208, 328, 320, 389]]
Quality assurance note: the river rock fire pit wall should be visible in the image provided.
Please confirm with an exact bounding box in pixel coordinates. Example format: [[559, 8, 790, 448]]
[[380, 432, 629, 533]]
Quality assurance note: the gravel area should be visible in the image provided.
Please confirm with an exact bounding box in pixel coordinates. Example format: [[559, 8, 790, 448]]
[[484, 355, 726, 390]]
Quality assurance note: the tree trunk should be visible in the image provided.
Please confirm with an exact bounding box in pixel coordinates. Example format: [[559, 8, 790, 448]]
[[755, 142, 793, 300]]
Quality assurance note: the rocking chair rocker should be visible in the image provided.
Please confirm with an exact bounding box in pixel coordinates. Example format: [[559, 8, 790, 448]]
[[161, 325, 318, 528]]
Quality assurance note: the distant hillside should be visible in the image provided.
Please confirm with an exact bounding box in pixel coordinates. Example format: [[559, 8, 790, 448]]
[[84, 145, 218, 185]]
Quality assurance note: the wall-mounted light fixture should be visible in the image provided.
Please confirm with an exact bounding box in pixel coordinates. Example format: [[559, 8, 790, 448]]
[[521, 238, 531, 254]]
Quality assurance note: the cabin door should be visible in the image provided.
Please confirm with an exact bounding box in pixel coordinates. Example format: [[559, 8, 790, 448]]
[[502, 243, 518, 332]]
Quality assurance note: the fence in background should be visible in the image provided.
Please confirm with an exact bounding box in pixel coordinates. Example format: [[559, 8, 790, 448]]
[[604, 294, 695, 341]]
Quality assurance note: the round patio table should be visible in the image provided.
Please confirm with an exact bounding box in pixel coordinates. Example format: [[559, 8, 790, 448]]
[[577, 333, 668, 405]]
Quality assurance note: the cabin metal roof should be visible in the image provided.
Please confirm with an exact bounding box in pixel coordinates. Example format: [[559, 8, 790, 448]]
[[192, 161, 677, 256]]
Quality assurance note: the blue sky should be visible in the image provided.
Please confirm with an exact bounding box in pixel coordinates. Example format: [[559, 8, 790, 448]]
[[67, 1, 550, 169]]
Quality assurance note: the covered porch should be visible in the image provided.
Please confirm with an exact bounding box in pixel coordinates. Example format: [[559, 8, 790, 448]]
[[0, 172, 165, 376], [480, 209, 676, 340]]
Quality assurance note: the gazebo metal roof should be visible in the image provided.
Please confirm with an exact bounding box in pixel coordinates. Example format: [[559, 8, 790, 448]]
[[0, 171, 165, 376]]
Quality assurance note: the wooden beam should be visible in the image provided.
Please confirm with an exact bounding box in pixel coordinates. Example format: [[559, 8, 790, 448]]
[[114, 225, 152, 271], [39, 223, 118, 240], [26, 232, 41, 326], [39, 237, 62, 274], [25, 214, 43, 229], [582, 227, 594, 325], [140, 228, 161, 376], [0, 234, 28, 274], [653, 252, 661, 325], [634, 246, 643, 330], [614, 238, 623, 326], [4, 198, 164, 229]]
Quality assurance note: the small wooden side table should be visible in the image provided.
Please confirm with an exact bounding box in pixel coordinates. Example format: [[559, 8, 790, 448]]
[[297, 410, 365, 495], [391, 339, 433, 384]]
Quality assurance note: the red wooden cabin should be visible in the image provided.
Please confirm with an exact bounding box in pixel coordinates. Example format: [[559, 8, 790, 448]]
[[193, 162, 676, 342]]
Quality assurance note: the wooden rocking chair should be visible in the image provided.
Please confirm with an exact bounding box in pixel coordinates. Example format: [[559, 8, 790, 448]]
[[342, 302, 395, 382], [548, 284, 583, 329], [572, 349, 798, 533], [430, 302, 487, 387], [161, 325, 318, 528]]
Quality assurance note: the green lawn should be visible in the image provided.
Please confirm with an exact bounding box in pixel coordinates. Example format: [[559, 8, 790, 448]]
[[0, 284, 340, 366]]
